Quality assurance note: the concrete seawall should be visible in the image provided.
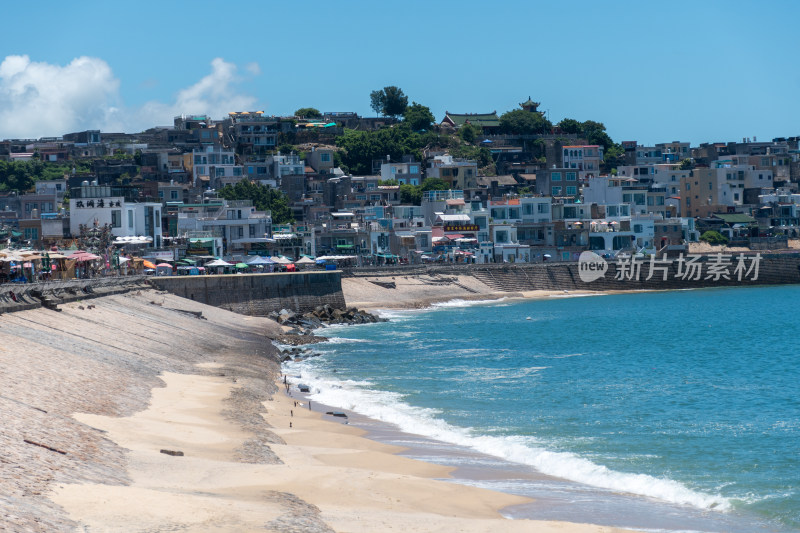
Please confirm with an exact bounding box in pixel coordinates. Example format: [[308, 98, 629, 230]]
[[340, 253, 800, 295], [468, 253, 800, 292], [149, 271, 346, 316]]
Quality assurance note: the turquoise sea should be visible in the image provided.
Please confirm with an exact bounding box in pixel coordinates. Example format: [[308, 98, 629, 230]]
[[282, 286, 800, 532]]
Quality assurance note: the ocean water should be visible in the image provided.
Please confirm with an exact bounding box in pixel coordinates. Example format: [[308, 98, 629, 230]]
[[282, 286, 800, 532]]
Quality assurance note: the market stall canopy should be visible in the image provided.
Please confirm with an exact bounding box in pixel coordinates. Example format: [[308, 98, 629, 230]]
[[142, 260, 156, 269], [156, 263, 173, 268], [113, 236, 154, 244], [247, 255, 274, 265], [235, 263, 249, 268], [295, 256, 315, 264], [271, 256, 292, 264], [67, 251, 101, 262], [205, 259, 232, 267]]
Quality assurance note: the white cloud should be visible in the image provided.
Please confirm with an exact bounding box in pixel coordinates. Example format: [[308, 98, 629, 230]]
[[245, 62, 261, 76], [0, 55, 121, 139], [137, 58, 258, 128], [0, 56, 260, 139]]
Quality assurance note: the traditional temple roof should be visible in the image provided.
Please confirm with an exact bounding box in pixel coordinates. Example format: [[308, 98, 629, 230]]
[[442, 111, 500, 128], [519, 96, 541, 112]]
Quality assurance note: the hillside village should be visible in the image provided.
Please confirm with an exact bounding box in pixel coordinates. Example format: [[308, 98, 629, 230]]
[[1, 91, 800, 271]]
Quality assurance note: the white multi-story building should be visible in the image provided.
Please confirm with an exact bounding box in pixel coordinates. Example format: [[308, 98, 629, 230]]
[[177, 198, 272, 255], [69, 182, 163, 248]]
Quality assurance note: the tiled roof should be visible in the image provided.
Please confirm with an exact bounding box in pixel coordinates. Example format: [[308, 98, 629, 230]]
[[443, 112, 500, 127], [711, 213, 756, 224]]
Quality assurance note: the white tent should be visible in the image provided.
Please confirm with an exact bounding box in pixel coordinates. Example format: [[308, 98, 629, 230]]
[[271, 256, 291, 264], [205, 259, 232, 267], [247, 255, 274, 265]]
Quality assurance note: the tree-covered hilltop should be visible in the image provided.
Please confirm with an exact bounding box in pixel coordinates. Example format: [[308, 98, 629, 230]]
[[217, 179, 294, 224], [0, 159, 94, 192]]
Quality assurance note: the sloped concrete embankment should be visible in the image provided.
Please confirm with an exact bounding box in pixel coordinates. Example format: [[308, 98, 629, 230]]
[[0, 290, 284, 531]]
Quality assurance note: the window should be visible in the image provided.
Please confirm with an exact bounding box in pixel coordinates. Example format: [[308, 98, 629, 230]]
[[623, 193, 632, 202], [409, 165, 418, 173], [170, 190, 178, 200], [155, 211, 160, 228], [551, 172, 562, 181], [537, 203, 550, 214], [634, 224, 643, 233], [24, 228, 38, 240], [566, 172, 577, 181], [216, 167, 224, 177], [566, 186, 577, 195], [128, 210, 134, 228], [233, 167, 242, 176], [111, 210, 121, 228], [249, 225, 255, 237], [552, 186, 562, 196], [321, 153, 331, 162], [238, 227, 244, 238]]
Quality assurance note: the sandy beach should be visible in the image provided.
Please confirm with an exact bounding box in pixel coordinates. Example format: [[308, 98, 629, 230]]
[[1, 284, 643, 532], [341, 272, 575, 311], [49, 368, 636, 532]]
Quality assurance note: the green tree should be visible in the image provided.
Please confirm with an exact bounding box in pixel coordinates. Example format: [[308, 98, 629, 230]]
[[399, 183, 422, 205], [700, 230, 728, 246], [578, 120, 615, 152], [370, 90, 384, 116], [557, 118, 582, 134], [336, 124, 434, 175], [403, 102, 435, 131], [679, 158, 695, 170], [370, 86, 408, 118], [217, 179, 294, 224], [295, 107, 322, 119], [458, 123, 482, 143], [420, 177, 449, 192], [277, 143, 296, 155], [498, 109, 552, 135]]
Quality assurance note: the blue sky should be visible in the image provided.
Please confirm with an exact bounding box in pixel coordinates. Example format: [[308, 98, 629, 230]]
[[2, 0, 798, 146]]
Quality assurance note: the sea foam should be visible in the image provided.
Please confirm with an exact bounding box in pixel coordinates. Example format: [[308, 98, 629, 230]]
[[283, 360, 732, 513]]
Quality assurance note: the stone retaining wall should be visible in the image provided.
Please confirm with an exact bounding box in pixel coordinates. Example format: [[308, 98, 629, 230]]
[[149, 271, 346, 316]]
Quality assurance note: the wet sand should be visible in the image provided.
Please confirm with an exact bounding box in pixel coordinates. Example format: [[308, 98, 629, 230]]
[[50, 367, 638, 532]]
